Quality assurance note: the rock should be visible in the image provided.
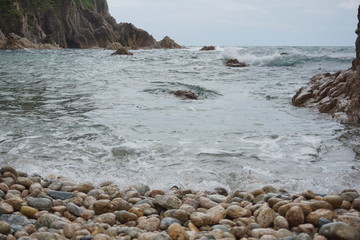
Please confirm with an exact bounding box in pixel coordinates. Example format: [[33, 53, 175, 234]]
[[200, 46, 216, 51], [66, 202, 85, 217], [35, 214, 60, 228], [0, 202, 13, 214], [106, 42, 123, 50], [115, 210, 138, 224], [157, 36, 182, 49], [167, 223, 189, 240], [94, 213, 116, 226], [27, 198, 52, 211], [163, 210, 189, 224], [138, 217, 160, 232], [138, 232, 171, 240], [226, 205, 251, 219], [0, 214, 34, 228], [0, 221, 11, 235], [3, 197, 24, 211], [319, 222, 360, 240], [337, 213, 360, 231], [190, 212, 211, 227], [225, 59, 248, 67], [273, 215, 289, 230], [48, 190, 74, 200], [0, 166, 18, 178], [256, 207, 276, 228], [285, 206, 304, 227], [324, 195, 343, 209], [172, 90, 198, 100], [20, 206, 38, 219], [110, 47, 134, 56], [29, 232, 66, 240], [298, 223, 316, 237], [160, 217, 181, 230], [154, 195, 182, 210], [198, 197, 218, 209], [306, 209, 334, 226], [75, 182, 94, 193], [207, 205, 226, 225], [93, 200, 113, 215], [352, 197, 360, 211], [112, 197, 132, 211]]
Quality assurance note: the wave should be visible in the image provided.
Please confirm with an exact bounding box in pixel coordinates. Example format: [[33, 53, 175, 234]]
[[221, 47, 354, 67]]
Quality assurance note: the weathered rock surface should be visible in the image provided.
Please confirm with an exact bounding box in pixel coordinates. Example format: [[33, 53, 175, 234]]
[[292, 5, 360, 123], [110, 47, 133, 56], [156, 36, 182, 49], [200, 46, 216, 51], [0, 0, 180, 50], [225, 58, 248, 67]]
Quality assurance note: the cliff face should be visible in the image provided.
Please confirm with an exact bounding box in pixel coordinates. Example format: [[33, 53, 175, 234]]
[[292, 5, 360, 124], [0, 0, 179, 49]]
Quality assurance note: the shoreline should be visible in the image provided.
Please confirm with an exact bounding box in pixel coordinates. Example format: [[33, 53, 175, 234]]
[[0, 166, 359, 240]]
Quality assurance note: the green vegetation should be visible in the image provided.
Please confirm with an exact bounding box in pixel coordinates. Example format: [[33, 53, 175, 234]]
[[74, 0, 95, 10]]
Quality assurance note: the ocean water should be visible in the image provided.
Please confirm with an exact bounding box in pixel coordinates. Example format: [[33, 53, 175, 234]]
[[0, 46, 359, 194]]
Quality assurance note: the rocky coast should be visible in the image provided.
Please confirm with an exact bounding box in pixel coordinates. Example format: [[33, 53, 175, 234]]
[[292, 5, 360, 124], [0, 166, 359, 240]]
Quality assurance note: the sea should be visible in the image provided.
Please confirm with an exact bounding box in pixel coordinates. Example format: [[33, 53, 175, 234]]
[[0, 46, 359, 194]]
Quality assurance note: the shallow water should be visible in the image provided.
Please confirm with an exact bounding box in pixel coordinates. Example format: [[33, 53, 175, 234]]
[[0, 46, 359, 193]]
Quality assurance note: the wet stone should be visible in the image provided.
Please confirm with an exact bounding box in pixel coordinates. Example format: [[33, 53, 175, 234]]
[[306, 209, 334, 226], [35, 214, 60, 228], [48, 190, 74, 200], [0, 221, 11, 235], [319, 222, 360, 240], [27, 198, 52, 211], [154, 195, 182, 210], [285, 206, 304, 227], [160, 217, 181, 230], [66, 202, 85, 217]]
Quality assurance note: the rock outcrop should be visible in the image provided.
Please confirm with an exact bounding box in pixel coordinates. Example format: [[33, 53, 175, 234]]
[[0, 0, 180, 50], [292, 5, 360, 124], [225, 59, 248, 68], [156, 36, 182, 49], [110, 47, 133, 56], [200, 46, 216, 51]]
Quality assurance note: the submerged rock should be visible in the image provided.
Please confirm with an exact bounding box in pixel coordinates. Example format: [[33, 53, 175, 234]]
[[225, 59, 248, 67], [200, 46, 216, 51], [111, 47, 134, 56], [171, 90, 198, 100]]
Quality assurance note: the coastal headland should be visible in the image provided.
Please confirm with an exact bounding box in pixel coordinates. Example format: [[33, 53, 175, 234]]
[[0, 0, 181, 50]]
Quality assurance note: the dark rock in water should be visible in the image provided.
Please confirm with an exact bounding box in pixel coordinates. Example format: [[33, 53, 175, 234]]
[[280, 52, 289, 55], [157, 36, 182, 49], [200, 46, 216, 51], [292, 5, 360, 124], [172, 90, 198, 100], [111, 48, 133, 56], [225, 59, 248, 67], [48, 191, 74, 200]]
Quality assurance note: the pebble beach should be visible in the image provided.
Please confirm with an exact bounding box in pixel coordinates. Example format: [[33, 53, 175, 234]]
[[0, 166, 359, 240]]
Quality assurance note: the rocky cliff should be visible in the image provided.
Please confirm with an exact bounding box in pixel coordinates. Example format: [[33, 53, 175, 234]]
[[0, 0, 181, 49], [292, 5, 360, 124]]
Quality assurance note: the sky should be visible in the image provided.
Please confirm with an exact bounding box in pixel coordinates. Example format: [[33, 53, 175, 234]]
[[107, 0, 359, 46]]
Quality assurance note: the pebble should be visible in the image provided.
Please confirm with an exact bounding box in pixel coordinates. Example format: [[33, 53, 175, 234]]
[[319, 222, 360, 240], [20, 206, 38, 219], [285, 206, 304, 227], [154, 195, 182, 209], [306, 209, 334, 226], [0, 221, 11, 235], [27, 197, 52, 211], [256, 207, 276, 228], [48, 190, 75, 200], [0, 166, 359, 240], [167, 222, 189, 240]]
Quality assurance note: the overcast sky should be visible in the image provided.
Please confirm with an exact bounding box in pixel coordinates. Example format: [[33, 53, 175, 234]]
[[107, 0, 359, 46]]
